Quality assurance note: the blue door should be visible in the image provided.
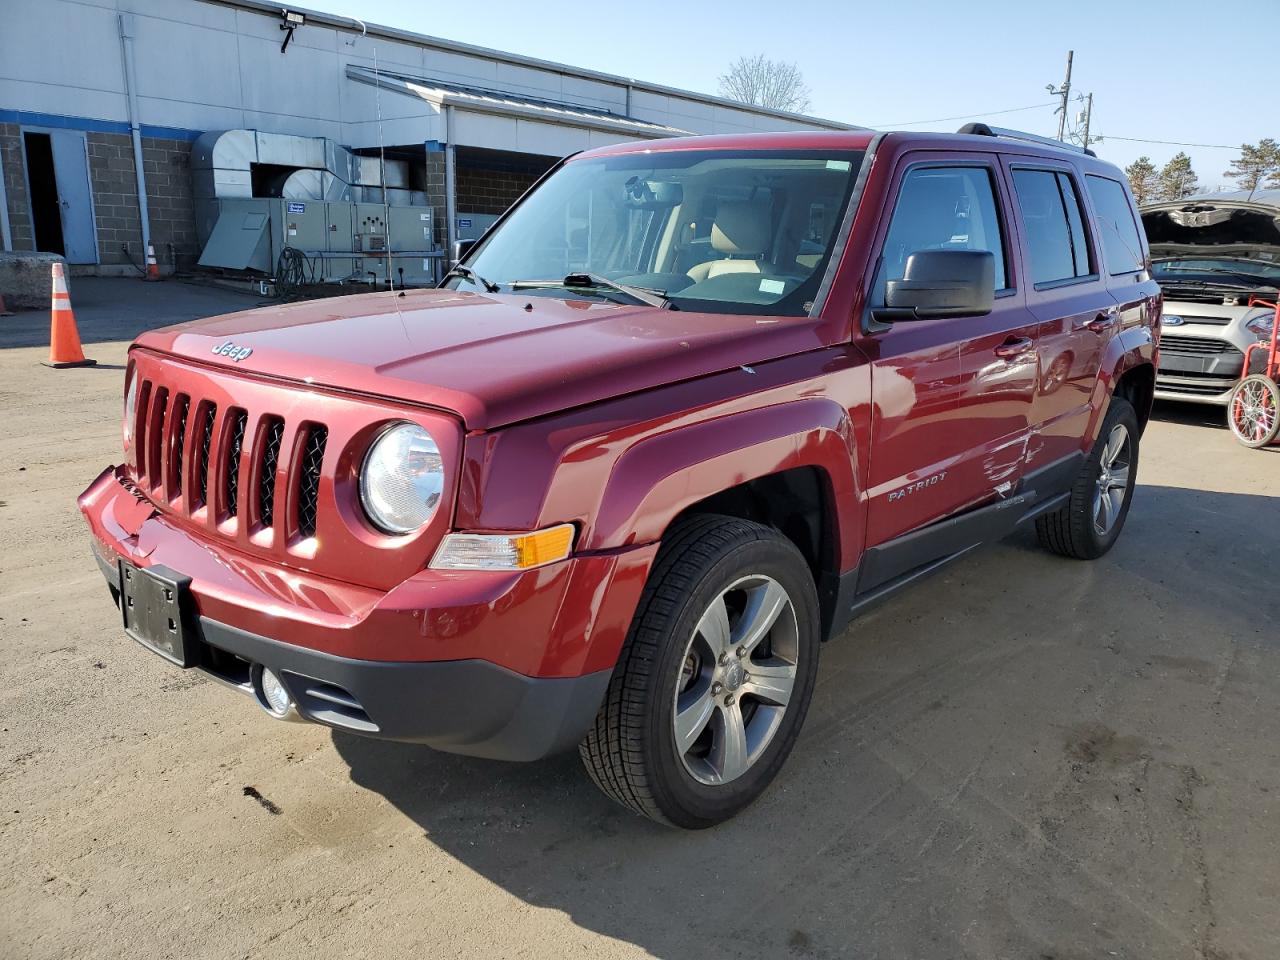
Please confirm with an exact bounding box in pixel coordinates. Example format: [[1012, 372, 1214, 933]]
[[48, 130, 98, 264]]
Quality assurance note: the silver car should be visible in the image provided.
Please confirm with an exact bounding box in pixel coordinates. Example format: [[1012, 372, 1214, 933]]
[[1141, 189, 1280, 405]]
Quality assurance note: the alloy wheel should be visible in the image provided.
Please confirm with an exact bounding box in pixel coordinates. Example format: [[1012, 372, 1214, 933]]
[[1092, 423, 1132, 536], [672, 575, 799, 785]]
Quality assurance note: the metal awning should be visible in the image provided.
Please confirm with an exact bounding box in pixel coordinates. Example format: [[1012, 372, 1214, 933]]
[[346, 65, 690, 139]]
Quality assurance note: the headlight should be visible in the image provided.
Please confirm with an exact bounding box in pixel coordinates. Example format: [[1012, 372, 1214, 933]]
[[359, 423, 444, 534], [1245, 312, 1276, 341], [122, 372, 138, 449]]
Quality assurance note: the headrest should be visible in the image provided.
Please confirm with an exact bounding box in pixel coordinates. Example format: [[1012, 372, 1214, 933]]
[[711, 199, 771, 256]]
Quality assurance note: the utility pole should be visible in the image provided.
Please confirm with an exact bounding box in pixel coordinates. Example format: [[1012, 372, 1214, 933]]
[[1080, 92, 1093, 150], [1046, 51, 1073, 141]]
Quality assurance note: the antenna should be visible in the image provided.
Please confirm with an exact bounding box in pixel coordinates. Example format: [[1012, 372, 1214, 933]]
[[373, 44, 392, 290]]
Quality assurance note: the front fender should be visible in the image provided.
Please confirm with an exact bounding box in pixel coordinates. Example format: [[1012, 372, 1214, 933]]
[[586, 396, 861, 567]]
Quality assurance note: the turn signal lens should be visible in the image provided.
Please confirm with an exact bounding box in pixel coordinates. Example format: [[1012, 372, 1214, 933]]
[[431, 524, 575, 571]]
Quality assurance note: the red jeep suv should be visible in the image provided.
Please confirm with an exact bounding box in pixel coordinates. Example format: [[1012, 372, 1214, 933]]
[[80, 126, 1159, 827]]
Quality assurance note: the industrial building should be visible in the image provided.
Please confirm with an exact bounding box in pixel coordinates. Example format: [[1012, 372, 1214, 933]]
[[0, 0, 855, 284]]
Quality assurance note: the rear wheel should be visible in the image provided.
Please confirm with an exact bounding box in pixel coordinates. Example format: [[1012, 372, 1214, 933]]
[[1228, 375, 1280, 448], [579, 515, 820, 828], [1036, 397, 1140, 560]]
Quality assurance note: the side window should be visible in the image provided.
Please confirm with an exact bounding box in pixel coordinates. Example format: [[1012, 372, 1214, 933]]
[[1011, 169, 1094, 284], [880, 166, 1007, 293], [1086, 175, 1145, 275], [1057, 173, 1093, 276]]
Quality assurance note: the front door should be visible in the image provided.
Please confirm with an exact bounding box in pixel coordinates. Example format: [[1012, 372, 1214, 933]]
[[861, 155, 1037, 562], [48, 130, 98, 264]]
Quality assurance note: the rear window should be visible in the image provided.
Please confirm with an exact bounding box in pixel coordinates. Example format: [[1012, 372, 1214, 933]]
[[1086, 175, 1145, 275], [1012, 169, 1094, 285]]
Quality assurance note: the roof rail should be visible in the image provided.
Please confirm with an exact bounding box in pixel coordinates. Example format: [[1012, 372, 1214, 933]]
[[956, 122, 1097, 158]]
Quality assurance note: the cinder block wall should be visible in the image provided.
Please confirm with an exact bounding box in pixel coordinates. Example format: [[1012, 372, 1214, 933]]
[[0, 123, 35, 251], [424, 151, 447, 249], [86, 132, 198, 274], [455, 154, 554, 217], [0, 125, 198, 275]]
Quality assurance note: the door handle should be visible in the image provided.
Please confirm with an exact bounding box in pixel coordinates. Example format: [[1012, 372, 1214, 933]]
[[1084, 309, 1119, 334], [993, 336, 1033, 359]]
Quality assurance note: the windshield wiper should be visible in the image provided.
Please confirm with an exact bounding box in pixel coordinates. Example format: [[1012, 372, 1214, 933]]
[[510, 273, 675, 309], [444, 264, 500, 293], [1156, 278, 1259, 291]]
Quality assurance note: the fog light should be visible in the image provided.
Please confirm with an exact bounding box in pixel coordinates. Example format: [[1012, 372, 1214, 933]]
[[260, 668, 292, 716]]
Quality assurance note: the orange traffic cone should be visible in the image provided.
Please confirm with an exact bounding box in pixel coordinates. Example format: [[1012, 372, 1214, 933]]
[[42, 262, 95, 369], [144, 244, 160, 281]]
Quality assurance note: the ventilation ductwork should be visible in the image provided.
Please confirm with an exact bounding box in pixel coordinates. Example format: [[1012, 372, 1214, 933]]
[[192, 129, 423, 247]]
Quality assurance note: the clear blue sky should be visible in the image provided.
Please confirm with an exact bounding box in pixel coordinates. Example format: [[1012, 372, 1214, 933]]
[[305, 0, 1274, 188]]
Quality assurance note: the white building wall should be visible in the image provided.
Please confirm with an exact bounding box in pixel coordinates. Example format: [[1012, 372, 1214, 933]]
[[0, 0, 851, 151]]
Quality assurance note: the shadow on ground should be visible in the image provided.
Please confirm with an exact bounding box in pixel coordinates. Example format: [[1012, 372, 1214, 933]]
[[1150, 398, 1230, 430], [333, 485, 1280, 960]]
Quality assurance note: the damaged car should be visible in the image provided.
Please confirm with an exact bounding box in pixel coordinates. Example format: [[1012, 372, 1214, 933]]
[[1141, 190, 1280, 405]]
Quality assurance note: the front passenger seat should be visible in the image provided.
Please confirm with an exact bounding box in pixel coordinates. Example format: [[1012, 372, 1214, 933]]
[[687, 199, 772, 282]]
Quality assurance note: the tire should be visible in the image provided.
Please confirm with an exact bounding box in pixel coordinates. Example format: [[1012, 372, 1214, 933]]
[[1035, 396, 1140, 560], [579, 515, 820, 829], [1228, 375, 1280, 448]]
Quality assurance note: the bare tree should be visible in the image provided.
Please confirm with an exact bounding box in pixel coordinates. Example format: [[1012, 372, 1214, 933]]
[[718, 55, 811, 114]]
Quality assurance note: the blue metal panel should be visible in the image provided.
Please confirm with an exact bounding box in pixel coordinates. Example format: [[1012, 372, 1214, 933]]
[[0, 110, 201, 142], [48, 130, 98, 264]]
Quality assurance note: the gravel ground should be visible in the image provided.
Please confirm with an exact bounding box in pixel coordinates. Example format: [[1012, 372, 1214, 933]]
[[2, 278, 1278, 960]]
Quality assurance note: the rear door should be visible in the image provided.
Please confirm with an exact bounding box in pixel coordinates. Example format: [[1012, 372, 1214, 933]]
[[1003, 159, 1111, 476], [861, 152, 1036, 557], [1085, 174, 1162, 390]]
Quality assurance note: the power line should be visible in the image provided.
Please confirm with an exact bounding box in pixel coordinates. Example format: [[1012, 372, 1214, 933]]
[[871, 101, 1058, 128], [1094, 135, 1240, 150]]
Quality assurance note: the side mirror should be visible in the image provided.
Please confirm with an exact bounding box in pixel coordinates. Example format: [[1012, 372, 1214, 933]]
[[452, 238, 477, 266], [876, 249, 995, 323]]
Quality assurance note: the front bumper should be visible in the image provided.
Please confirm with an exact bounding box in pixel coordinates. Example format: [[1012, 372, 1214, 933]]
[[1155, 347, 1268, 405], [81, 465, 657, 760], [93, 546, 608, 759]]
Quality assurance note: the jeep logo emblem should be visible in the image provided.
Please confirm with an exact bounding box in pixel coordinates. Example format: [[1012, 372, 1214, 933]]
[[212, 340, 253, 362]]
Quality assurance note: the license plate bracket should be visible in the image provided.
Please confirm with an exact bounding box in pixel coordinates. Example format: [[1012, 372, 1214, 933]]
[[119, 561, 195, 667]]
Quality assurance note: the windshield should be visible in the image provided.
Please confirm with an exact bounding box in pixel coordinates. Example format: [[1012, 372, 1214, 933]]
[[1152, 257, 1280, 287], [446, 149, 865, 316]]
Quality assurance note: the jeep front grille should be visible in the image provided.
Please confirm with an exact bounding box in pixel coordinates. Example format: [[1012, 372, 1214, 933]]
[[297, 425, 327, 539], [132, 379, 328, 544], [197, 402, 216, 508], [258, 417, 284, 528], [170, 395, 189, 497], [224, 409, 247, 518]]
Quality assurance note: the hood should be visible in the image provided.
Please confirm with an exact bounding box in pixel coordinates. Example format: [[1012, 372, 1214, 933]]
[[134, 289, 828, 429], [1141, 195, 1280, 262]]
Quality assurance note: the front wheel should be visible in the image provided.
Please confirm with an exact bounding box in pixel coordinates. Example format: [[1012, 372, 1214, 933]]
[[579, 515, 820, 828], [1228, 375, 1280, 448]]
